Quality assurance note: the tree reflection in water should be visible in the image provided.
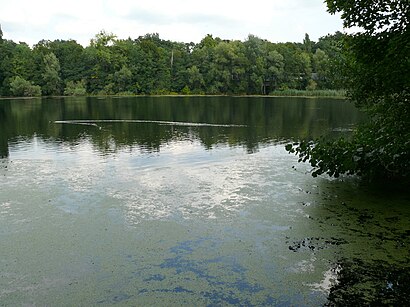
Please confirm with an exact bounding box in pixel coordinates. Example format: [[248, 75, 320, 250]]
[[326, 258, 410, 306], [0, 96, 363, 157]]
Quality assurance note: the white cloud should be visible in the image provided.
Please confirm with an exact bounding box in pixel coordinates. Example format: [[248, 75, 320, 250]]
[[0, 0, 343, 46]]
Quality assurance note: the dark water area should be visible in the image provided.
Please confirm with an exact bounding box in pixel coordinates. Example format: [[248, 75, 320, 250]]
[[0, 96, 408, 306], [0, 96, 360, 157]]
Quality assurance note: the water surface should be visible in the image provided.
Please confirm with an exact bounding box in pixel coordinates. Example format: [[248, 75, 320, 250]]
[[0, 96, 408, 305]]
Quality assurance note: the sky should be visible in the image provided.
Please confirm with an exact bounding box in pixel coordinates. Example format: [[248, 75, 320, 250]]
[[0, 0, 344, 47]]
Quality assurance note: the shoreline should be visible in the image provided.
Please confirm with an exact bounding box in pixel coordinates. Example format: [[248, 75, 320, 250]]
[[0, 92, 347, 100]]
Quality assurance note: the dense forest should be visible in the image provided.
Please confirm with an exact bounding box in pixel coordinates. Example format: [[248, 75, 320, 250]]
[[0, 25, 345, 97]]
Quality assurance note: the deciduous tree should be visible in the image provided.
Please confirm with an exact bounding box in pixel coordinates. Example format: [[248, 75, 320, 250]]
[[42, 52, 61, 95], [287, 0, 410, 180]]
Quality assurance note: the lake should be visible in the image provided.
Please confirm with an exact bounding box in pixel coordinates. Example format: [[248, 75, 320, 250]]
[[0, 96, 409, 306]]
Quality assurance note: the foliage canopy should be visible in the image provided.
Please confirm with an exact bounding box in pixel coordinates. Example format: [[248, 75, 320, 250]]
[[9, 76, 41, 97], [0, 25, 346, 97], [287, 0, 410, 180]]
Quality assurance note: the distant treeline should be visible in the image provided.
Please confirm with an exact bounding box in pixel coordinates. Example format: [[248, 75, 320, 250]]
[[0, 26, 346, 97]]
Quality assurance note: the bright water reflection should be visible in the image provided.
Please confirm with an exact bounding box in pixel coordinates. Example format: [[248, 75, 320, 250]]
[[0, 97, 408, 306]]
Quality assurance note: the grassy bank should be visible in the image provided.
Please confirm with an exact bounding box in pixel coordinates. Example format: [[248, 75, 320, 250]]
[[269, 89, 347, 98]]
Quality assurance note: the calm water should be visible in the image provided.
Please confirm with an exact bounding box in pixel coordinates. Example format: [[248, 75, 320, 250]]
[[0, 96, 409, 306]]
